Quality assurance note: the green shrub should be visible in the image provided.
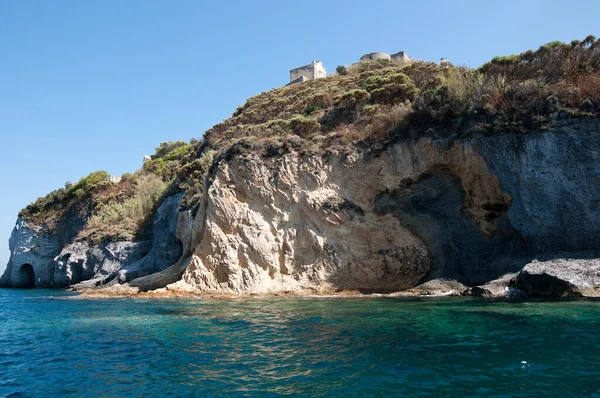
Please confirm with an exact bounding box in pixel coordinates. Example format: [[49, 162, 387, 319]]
[[480, 36, 600, 83], [363, 73, 418, 105], [363, 104, 380, 115], [335, 89, 370, 109], [69, 171, 109, 194], [303, 93, 333, 115], [290, 115, 321, 138], [152, 141, 188, 159], [81, 174, 167, 242], [121, 173, 134, 181], [336, 65, 349, 76]]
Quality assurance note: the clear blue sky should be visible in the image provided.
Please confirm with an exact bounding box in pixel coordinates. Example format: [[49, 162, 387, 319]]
[[1, 0, 599, 272]]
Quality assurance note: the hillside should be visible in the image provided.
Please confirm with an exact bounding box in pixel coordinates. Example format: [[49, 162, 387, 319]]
[[3, 36, 600, 296]]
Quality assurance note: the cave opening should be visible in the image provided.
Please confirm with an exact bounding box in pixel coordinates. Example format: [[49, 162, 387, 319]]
[[17, 264, 35, 288]]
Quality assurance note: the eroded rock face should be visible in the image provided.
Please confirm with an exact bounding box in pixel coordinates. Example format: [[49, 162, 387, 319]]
[[57, 241, 151, 288], [474, 121, 600, 253], [70, 194, 184, 288], [0, 219, 61, 288], [1, 195, 184, 289], [181, 155, 425, 294], [5, 121, 600, 296], [179, 137, 526, 294], [512, 256, 600, 297], [112, 194, 184, 284], [176, 121, 600, 295]]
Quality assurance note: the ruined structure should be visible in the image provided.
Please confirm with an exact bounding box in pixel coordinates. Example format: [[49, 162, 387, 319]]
[[359, 51, 411, 63], [288, 60, 327, 85], [107, 175, 122, 183]]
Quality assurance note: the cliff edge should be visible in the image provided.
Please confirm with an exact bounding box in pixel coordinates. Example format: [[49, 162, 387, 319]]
[[3, 37, 600, 297]]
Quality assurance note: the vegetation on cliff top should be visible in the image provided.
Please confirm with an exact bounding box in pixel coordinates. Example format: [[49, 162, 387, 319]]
[[20, 36, 600, 243]]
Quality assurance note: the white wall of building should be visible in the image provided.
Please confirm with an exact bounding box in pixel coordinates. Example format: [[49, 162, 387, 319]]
[[290, 61, 326, 82]]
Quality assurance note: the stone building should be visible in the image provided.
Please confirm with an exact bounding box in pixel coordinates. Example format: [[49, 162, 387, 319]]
[[359, 52, 392, 62], [107, 175, 122, 184], [359, 51, 412, 63], [288, 60, 327, 85], [391, 51, 411, 62]]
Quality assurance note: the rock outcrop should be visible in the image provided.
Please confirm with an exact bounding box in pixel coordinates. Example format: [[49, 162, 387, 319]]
[[55, 241, 152, 287], [174, 120, 600, 295], [511, 255, 600, 297], [0, 219, 61, 288], [0, 195, 184, 289], [3, 120, 600, 297], [102, 194, 184, 285], [462, 273, 519, 297]]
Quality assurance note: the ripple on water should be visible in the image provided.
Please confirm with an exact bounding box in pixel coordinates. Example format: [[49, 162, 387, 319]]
[[1, 290, 600, 396]]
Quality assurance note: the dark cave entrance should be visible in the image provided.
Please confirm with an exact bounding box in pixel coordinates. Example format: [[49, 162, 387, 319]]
[[17, 264, 35, 288]]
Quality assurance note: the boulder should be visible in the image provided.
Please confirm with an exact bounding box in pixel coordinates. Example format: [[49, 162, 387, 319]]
[[463, 273, 520, 297], [511, 256, 600, 297]]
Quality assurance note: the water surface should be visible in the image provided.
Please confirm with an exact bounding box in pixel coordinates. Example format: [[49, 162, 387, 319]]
[[1, 289, 599, 397]]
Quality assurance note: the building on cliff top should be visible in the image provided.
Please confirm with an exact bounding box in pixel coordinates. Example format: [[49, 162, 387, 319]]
[[359, 51, 412, 63], [288, 60, 327, 85], [107, 175, 122, 184]]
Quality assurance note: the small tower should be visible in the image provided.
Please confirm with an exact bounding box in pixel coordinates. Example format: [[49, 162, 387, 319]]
[[391, 51, 411, 62], [107, 175, 122, 184], [288, 60, 327, 85]]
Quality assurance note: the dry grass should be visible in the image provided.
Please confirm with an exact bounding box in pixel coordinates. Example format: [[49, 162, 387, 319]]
[[78, 174, 167, 243]]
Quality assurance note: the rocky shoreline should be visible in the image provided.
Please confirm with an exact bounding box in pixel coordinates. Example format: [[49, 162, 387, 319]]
[[68, 253, 600, 299]]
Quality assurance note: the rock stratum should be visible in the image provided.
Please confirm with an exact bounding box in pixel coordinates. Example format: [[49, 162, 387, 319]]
[[3, 39, 600, 297], [2, 120, 600, 297]]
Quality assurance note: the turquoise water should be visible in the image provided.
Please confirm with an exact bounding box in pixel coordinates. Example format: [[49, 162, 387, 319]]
[[1, 290, 600, 397]]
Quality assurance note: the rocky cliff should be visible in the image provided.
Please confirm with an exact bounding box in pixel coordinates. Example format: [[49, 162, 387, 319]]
[[3, 120, 600, 296], [7, 118, 599, 297], [4, 39, 600, 297], [168, 120, 599, 296], [1, 194, 183, 289]]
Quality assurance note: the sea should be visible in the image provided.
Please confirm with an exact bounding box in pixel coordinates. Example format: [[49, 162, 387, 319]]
[[1, 289, 599, 397]]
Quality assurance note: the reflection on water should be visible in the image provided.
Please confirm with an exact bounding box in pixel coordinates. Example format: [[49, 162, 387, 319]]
[[1, 290, 600, 396]]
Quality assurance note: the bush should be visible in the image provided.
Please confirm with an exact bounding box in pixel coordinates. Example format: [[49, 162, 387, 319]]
[[152, 141, 188, 159], [290, 115, 321, 138], [553, 74, 600, 108], [335, 89, 370, 110], [70, 171, 109, 194], [363, 73, 418, 105], [336, 65, 349, 76], [121, 173, 134, 182], [304, 93, 333, 115], [81, 174, 167, 242], [479, 36, 600, 83], [143, 142, 195, 181], [367, 103, 411, 141]]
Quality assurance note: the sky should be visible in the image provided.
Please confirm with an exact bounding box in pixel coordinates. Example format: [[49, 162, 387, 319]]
[[1, 0, 599, 272]]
